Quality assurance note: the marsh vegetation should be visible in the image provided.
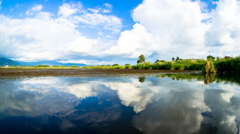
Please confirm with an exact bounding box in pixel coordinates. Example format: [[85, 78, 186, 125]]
[[1, 55, 239, 74]]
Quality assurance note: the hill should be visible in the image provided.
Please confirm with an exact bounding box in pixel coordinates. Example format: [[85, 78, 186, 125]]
[[0, 57, 21, 66]]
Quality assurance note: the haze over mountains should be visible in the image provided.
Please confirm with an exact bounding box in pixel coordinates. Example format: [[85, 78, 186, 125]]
[[0, 58, 21, 66], [0, 57, 86, 67]]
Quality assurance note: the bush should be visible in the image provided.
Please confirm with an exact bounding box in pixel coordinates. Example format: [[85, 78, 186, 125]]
[[144, 62, 151, 65], [114, 66, 121, 69], [203, 60, 216, 74], [112, 64, 119, 66], [125, 65, 131, 69], [35, 65, 49, 67], [71, 65, 78, 68]]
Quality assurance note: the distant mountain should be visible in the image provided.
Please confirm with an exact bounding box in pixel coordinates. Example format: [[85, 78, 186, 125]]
[[0, 57, 86, 67], [0, 57, 21, 66]]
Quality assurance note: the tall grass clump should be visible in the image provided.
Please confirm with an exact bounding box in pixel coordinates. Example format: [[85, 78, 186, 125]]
[[203, 60, 216, 74]]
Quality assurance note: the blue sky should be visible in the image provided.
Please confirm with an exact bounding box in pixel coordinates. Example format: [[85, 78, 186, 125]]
[[0, 0, 142, 39], [0, 0, 240, 65]]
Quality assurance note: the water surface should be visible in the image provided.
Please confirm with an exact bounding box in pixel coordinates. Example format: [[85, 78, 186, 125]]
[[0, 73, 240, 134]]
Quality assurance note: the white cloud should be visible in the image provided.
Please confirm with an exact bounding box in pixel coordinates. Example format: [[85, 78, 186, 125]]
[[104, 0, 209, 59], [1, 0, 240, 63], [0, 3, 122, 62], [103, 24, 160, 58], [103, 3, 112, 13], [57, 3, 122, 33], [88, 8, 99, 13], [0, 14, 99, 61], [104, 0, 240, 60], [0, 1, 2, 10], [204, 0, 240, 56], [73, 13, 122, 33], [26, 4, 43, 16], [58, 2, 82, 18], [65, 83, 97, 98], [98, 32, 103, 35], [32, 4, 43, 12]]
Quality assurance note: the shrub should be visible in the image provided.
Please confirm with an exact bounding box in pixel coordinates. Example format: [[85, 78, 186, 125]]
[[203, 60, 216, 74], [35, 65, 49, 67], [115, 66, 121, 69], [112, 64, 119, 66], [125, 65, 131, 69], [179, 64, 185, 70], [144, 62, 151, 65], [71, 65, 78, 68]]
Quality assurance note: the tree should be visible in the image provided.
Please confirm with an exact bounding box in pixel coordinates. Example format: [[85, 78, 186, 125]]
[[176, 56, 180, 61], [137, 54, 145, 63], [207, 55, 215, 61], [112, 64, 119, 66], [172, 57, 175, 61]]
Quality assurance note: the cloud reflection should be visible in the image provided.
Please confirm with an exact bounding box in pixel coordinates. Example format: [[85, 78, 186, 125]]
[[0, 76, 240, 133]]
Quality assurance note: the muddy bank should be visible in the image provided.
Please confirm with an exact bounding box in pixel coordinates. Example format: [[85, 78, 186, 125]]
[[0, 68, 200, 78]]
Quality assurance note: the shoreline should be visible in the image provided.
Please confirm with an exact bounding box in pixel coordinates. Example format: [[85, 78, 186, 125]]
[[0, 69, 201, 77]]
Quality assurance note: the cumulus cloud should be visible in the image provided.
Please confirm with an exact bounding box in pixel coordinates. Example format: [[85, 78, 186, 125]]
[[103, 24, 160, 58], [26, 4, 43, 15], [205, 0, 240, 56], [104, 0, 240, 60], [104, 0, 209, 59], [0, 3, 122, 62], [103, 3, 112, 13], [1, 0, 240, 64], [58, 2, 82, 18]]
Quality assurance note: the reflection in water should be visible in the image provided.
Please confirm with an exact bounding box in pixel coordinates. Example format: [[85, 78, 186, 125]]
[[138, 77, 145, 83], [204, 73, 216, 85], [0, 74, 240, 134]]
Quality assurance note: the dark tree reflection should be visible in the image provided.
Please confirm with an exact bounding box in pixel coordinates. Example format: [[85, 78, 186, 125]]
[[139, 76, 145, 83]]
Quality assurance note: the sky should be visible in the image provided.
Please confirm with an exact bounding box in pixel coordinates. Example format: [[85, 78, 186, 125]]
[[0, 0, 240, 65]]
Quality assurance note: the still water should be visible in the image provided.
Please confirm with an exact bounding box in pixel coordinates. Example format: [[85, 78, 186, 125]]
[[0, 73, 240, 134]]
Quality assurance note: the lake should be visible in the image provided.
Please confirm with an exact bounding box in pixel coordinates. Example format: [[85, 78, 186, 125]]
[[0, 73, 240, 134]]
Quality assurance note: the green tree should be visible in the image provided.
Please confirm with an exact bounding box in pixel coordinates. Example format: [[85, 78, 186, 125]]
[[172, 57, 175, 61], [176, 56, 180, 61], [137, 54, 145, 63], [112, 64, 119, 66], [207, 55, 215, 61]]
